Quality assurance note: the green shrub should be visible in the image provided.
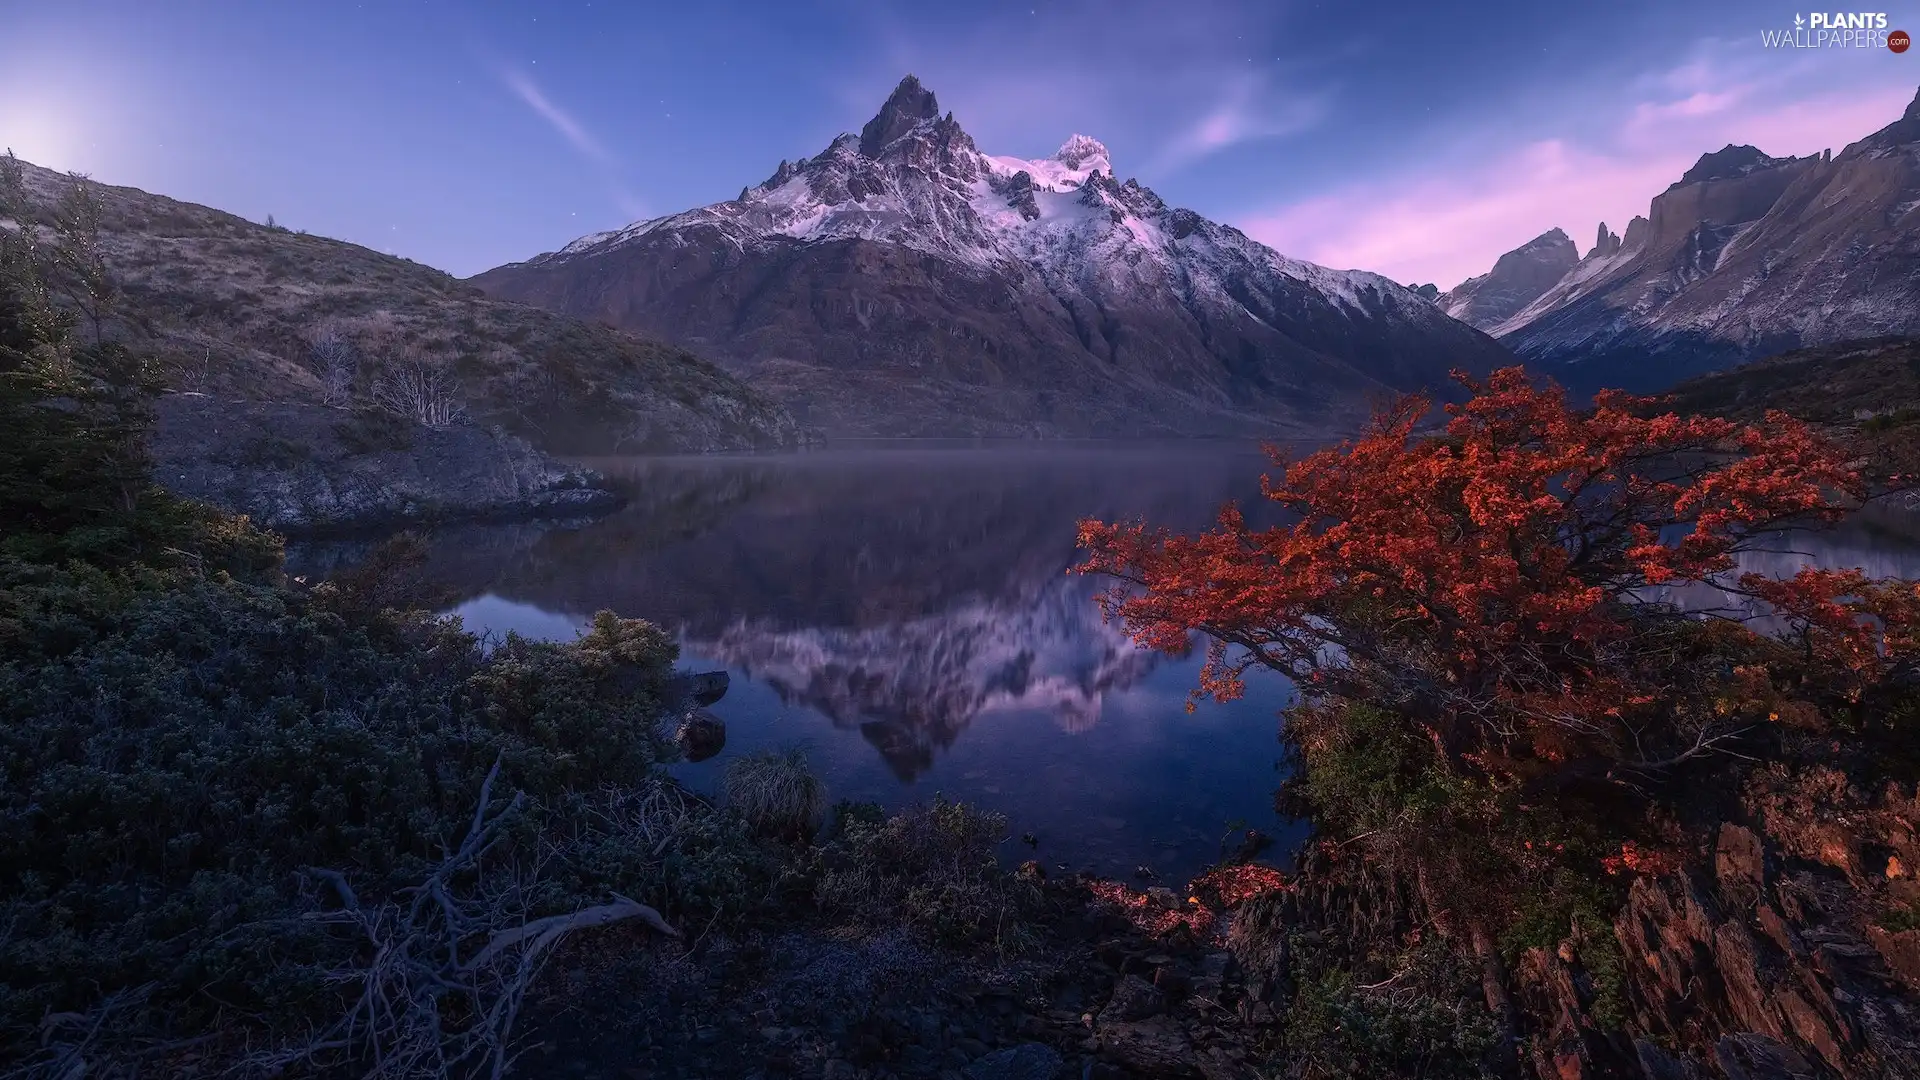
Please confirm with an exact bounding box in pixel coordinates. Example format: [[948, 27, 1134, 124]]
[[1280, 939, 1499, 1080], [1860, 407, 1920, 433], [1876, 900, 1920, 934], [814, 798, 1037, 951], [218, 432, 311, 468], [0, 573, 682, 1051]]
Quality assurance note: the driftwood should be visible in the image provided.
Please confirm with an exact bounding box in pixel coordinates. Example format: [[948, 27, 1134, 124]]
[[462, 893, 678, 973], [249, 756, 679, 1080]]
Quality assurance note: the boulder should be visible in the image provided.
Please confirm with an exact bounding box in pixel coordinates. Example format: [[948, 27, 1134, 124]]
[[675, 709, 727, 763], [666, 670, 730, 708]]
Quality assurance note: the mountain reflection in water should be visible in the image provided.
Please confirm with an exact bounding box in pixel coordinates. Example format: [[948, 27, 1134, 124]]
[[287, 448, 1920, 883], [289, 443, 1303, 882]]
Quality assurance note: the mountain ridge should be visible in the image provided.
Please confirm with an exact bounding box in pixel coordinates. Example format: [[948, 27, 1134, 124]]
[[1443, 85, 1920, 392], [473, 75, 1516, 438], [1, 155, 799, 454]]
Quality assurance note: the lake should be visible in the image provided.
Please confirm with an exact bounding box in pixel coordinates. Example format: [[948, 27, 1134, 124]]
[[286, 445, 1920, 886], [292, 443, 1304, 884]]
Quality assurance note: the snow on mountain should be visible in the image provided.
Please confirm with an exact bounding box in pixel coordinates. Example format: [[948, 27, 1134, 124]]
[[686, 575, 1164, 779], [473, 75, 1514, 438], [1487, 87, 1920, 391], [525, 103, 1411, 319]]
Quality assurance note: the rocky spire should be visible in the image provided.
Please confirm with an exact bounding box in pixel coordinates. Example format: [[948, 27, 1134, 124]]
[[860, 75, 942, 158], [1907, 85, 1920, 122], [1591, 222, 1622, 259]]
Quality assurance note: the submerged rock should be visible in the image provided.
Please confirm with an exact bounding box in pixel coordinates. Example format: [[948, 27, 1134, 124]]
[[676, 709, 727, 763]]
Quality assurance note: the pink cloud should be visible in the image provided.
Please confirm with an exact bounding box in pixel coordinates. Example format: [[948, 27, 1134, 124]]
[[1239, 78, 1916, 291]]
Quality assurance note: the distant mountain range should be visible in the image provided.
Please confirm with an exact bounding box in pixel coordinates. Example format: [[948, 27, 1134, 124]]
[[474, 76, 1514, 438], [1441, 86, 1920, 392]]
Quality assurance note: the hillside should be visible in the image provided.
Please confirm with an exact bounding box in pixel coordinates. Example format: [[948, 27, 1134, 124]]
[[1665, 336, 1920, 425], [473, 76, 1515, 439], [2, 157, 798, 453]]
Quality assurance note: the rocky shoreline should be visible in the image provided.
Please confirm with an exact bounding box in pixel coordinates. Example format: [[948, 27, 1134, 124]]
[[515, 795, 1920, 1080], [150, 393, 625, 536]]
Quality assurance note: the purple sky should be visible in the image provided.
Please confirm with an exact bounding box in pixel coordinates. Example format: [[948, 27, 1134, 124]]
[[1, 0, 1915, 289]]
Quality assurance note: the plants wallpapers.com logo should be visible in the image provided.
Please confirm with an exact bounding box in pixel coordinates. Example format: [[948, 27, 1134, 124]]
[[1761, 10, 1910, 48]]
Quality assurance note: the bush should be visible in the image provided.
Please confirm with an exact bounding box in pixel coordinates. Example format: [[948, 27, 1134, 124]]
[[0, 187, 738, 1074], [333, 405, 417, 453], [814, 798, 1038, 951], [1280, 938, 1500, 1080], [724, 748, 825, 841], [0, 567, 685, 1058]]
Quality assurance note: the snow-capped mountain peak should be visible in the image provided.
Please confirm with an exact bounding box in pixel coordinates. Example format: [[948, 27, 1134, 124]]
[[473, 75, 1515, 439], [525, 77, 1430, 315], [981, 134, 1110, 193]]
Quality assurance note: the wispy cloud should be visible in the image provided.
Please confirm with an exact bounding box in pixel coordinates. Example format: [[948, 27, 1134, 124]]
[[1150, 73, 1326, 174], [825, 0, 1322, 176], [499, 69, 612, 164], [488, 63, 648, 220], [1237, 47, 1915, 290]]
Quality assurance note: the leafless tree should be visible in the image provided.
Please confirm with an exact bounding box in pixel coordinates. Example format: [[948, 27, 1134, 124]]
[[244, 758, 678, 1080], [371, 347, 468, 428], [308, 322, 359, 407]]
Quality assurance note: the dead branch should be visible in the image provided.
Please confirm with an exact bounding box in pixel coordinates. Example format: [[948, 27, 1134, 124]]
[[369, 347, 466, 429], [249, 758, 677, 1079], [462, 894, 678, 973]]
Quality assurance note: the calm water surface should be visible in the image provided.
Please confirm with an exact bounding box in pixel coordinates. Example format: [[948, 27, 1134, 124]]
[[288, 446, 1920, 884], [297, 443, 1303, 883]]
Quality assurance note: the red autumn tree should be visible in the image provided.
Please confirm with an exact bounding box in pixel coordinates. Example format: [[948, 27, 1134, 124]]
[[1077, 367, 1914, 782]]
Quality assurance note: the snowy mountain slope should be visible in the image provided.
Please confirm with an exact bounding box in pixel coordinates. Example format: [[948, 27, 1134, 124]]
[[1487, 87, 1920, 392], [473, 76, 1514, 437]]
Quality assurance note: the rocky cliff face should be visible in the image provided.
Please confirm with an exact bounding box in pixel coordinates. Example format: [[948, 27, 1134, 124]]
[[473, 76, 1515, 438], [1520, 790, 1920, 1080], [1487, 87, 1920, 392], [1440, 228, 1582, 330], [151, 395, 621, 535]]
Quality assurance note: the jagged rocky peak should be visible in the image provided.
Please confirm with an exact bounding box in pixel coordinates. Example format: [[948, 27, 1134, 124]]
[[859, 74, 943, 157], [1054, 133, 1111, 172], [1675, 144, 1793, 187], [1591, 221, 1622, 259], [1907, 85, 1920, 122], [762, 158, 801, 189], [1002, 170, 1041, 221], [1516, 227, 1575, 255], [1437, 227, 1580, 330]]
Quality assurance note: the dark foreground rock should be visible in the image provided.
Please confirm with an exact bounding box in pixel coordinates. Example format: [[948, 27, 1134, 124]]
[[675, 708, 728, 762], [151, 394, 622, 535]]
